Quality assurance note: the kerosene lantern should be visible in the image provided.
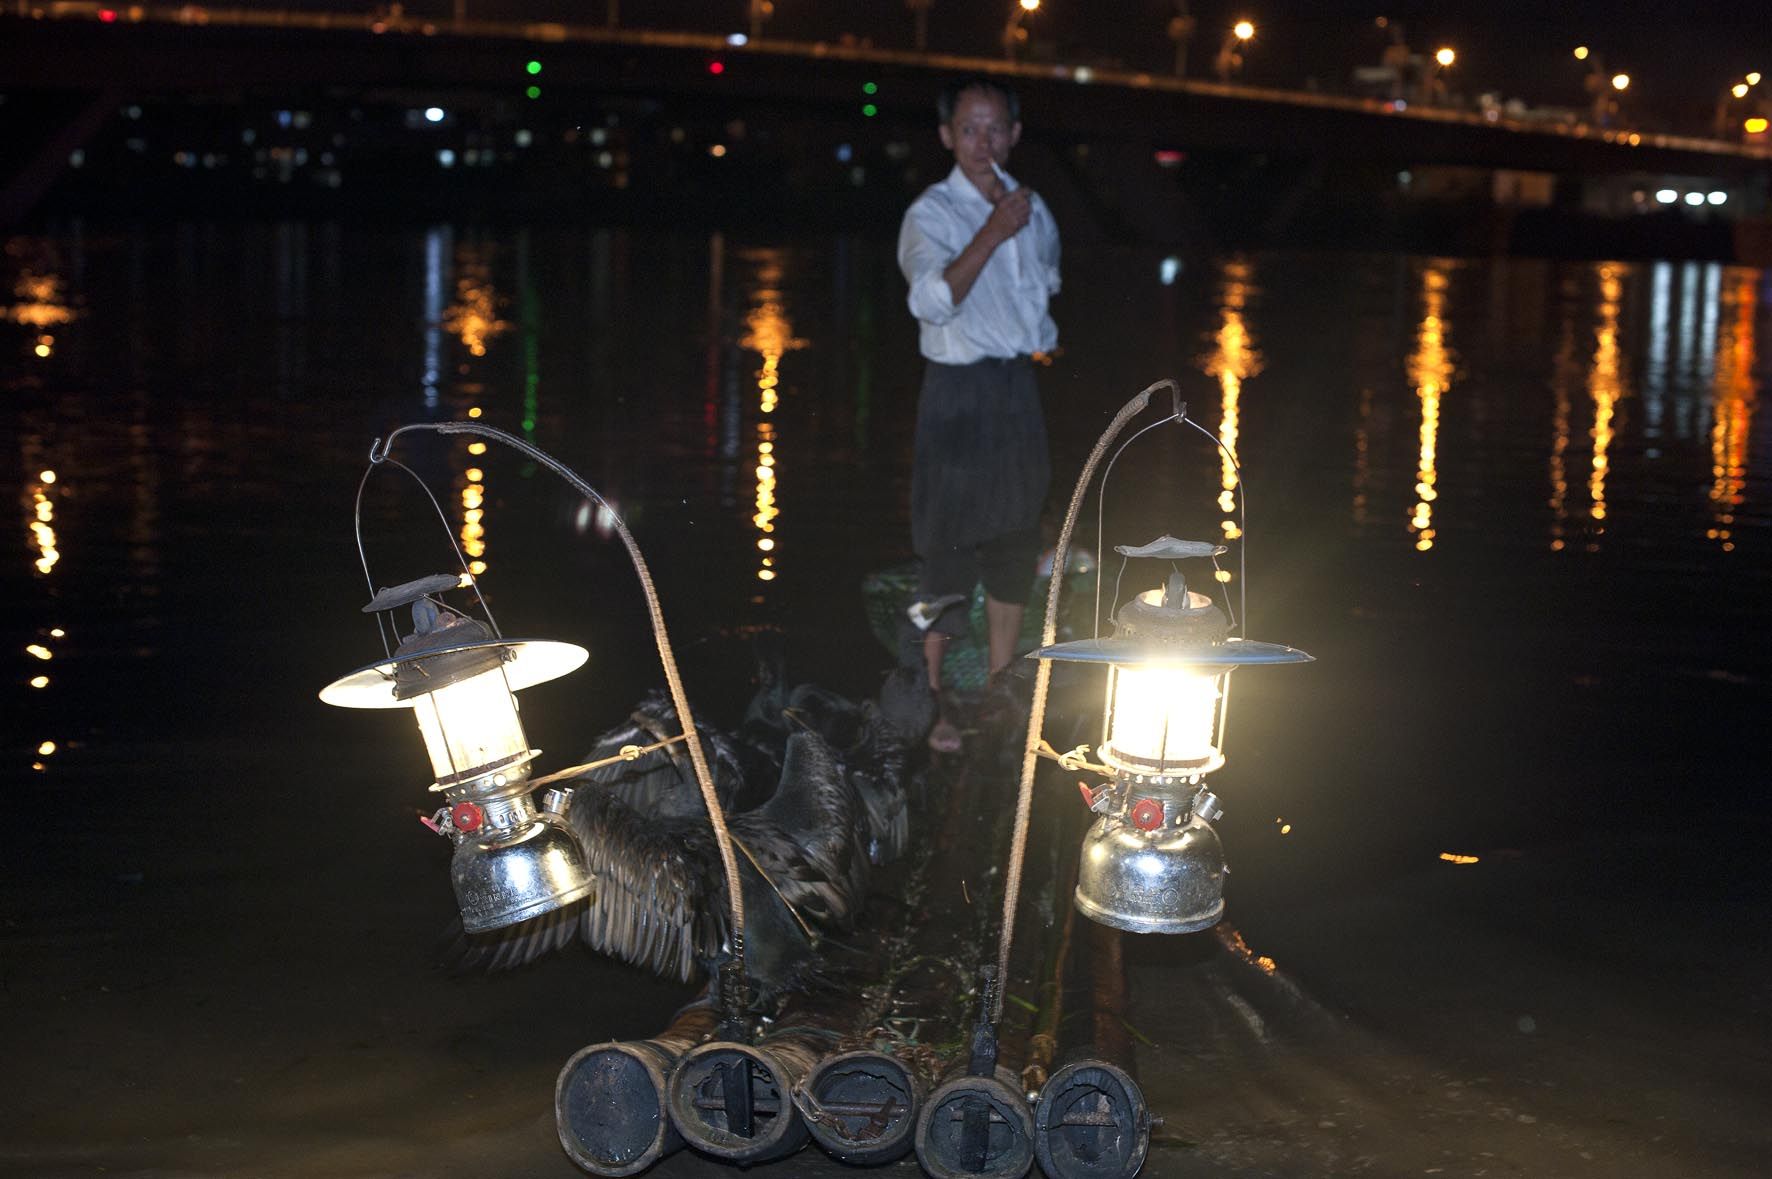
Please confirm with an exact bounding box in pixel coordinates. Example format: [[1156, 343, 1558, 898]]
[[1031, 536, 1311, 933], [320, 572, 596, 933], [319, 420, 751, 1034]]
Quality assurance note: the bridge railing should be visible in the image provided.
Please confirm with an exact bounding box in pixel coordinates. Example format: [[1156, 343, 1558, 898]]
[[11, 4, 1772, 163]]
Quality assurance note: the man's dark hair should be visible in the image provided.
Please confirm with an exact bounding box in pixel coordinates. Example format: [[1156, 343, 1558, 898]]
[[936, 77, 1020, 124]]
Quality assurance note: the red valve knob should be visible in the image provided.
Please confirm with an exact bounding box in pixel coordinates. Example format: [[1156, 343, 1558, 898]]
[[450, 801, 485, 833], [1130, 798, 1164, 831]]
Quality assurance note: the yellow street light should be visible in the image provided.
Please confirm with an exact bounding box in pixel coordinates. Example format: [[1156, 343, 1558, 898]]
[[1747, 117, 1770, 134], [1611, 73, 1630, 91], [1734, 83, 1751, 99], [1573, 45, 1589, 61], [1004, 0, 1040, 59], [1434, 46, 1455, 68], [1233, 19, 1254, 40], [1748, 71, 1763, 86]]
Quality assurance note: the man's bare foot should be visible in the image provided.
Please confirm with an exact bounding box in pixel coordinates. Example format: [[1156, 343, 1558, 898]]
[[927, 715, 963, 754]]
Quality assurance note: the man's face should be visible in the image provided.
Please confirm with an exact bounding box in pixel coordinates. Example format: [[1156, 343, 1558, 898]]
[[939, 88, 1021, 185]]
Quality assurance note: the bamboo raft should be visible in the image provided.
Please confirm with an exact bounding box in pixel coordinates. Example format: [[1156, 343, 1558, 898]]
[[553, 696, 1151, 1178]]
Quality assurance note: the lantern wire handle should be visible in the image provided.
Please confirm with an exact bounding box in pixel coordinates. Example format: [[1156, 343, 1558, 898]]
[[1092, 403, 1249, 639], [366, 422, 748, 992], [989, 380, 1165, 1026], [352, 454, 505, 661]]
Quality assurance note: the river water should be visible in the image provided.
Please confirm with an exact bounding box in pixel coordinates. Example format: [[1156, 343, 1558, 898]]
[[4, 224, 1770, 1176]]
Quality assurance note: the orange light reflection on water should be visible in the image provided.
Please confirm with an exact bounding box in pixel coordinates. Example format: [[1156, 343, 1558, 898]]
[[741, 254, 804, 587], [28, 470, 60, 575], [1407, 265, 1454, 552], [1200, 259, 1261, 560], [1585, 265, 1626, 537], [461, 409, 488, 577], [443, 256, 510, 359], [1708, 271, 1758, 551], [8, 269, 76, 360]]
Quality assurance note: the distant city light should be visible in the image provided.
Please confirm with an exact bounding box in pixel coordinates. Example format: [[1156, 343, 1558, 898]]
[[1573, 45, 1589, 61], [709, 144, 727, 157], [1434, 47, 1455, 68], [1684, 191, 1705, 206], [1073, 66, 1095, 83], [726, 32, 748, 46], [437, 149, 457, 167], [709, 60, 726, 75], [1654, 189, 1678, 203], [424, 107, 445, 123], [834, 143, 853, 162], [1707, 191, 1728, 205], [1233, 19, 1255, 40], [1159, 256, 1182, 285], [1611, 73, 1630, 91]]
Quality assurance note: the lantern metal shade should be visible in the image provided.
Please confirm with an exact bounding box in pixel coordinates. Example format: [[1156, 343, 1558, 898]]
[[321, 636, 585, 789], [319, 637, 589, 710], [1029, 634, 1313, 669]]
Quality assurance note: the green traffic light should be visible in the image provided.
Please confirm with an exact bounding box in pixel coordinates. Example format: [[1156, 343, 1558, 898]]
[[526, 60, 543, 76], [862, 81, 878, 95], [526, 85, 542, 100], [862, 103, 878, 117]]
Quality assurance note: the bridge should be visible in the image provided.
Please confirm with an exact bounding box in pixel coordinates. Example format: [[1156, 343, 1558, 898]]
[[3, 8, 1769, 240]]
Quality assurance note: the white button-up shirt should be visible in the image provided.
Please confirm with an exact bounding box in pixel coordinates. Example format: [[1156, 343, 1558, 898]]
[[898, 164, 1060, 365]]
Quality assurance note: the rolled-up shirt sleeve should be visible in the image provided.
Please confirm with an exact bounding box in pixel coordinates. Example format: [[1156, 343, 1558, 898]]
[[899, 202, 960, 327]]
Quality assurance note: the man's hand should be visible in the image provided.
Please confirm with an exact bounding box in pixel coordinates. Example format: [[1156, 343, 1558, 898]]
[[984, 188, 1032, 245], [941, 186, 1034, 307]]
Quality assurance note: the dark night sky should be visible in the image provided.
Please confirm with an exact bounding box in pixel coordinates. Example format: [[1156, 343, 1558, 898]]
[[356, 0, 1771, 121]]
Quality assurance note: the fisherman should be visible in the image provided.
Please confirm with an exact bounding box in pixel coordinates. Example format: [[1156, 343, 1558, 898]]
[[898, 76, 1060, 753]]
